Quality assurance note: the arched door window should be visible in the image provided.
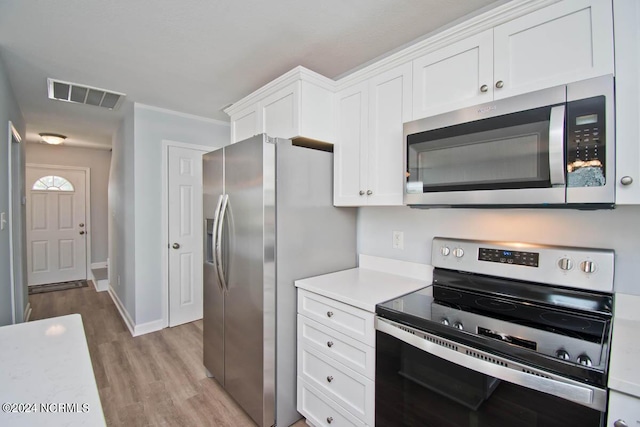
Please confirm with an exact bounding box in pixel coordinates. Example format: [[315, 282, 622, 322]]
[[31, 175, 75, 191]]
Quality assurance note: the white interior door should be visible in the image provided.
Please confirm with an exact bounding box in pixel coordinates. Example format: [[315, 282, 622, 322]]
[[26, 166, 87, 286], [168, 146, 206, 326]]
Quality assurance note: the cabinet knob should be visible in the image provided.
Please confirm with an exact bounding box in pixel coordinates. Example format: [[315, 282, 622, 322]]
[[366, 190, 373, 195], [327, 341, 334, 348], [480, 84, 489, 93], [621, 176, 634, 186], [79, 230, 85, 235], [495, 80, 504, 89], [326, 311, 334, 318], [614, 420, 628, 427], [359, 190, 365, 196], [327, 417, 334, 424], [326, 375, 334, 383]]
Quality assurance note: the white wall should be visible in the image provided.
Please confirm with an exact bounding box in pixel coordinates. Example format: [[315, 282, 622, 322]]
[[26, 143, 111, 263], [358, 206, 640, 295], [0, 51, 25, 326], [108, 103, 229, 328]]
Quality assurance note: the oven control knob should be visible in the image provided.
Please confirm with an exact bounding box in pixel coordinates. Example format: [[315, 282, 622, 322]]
[[555, 349, 571, 360], [580, 261, 596, 274], [558, 258, 573, 271], [577, 354, 592, 367], [441, 318, 450, 326], [452, 248, 464, 258], [440, 246, 451, 256], [453, 322, 464, 330]]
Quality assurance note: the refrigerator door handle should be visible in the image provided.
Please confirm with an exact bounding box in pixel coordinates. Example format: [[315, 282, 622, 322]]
[[212, 194, 224, 292], [215, 194, 229, 291]]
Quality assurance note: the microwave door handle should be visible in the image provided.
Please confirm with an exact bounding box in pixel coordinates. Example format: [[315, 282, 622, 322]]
[[215, 194, 229, 291], [212, 195, 224, 292], [549, 105, 566, 187]]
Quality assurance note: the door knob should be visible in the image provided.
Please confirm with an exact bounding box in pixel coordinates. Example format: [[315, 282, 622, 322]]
[[480, 84, 489, 93], [495, 80, 504, 89], [327, 417, 334, 424], [79, 231, 85, 235], [172, 243, 180, 249], [326, 375, 334, 383], [79, 223, 85, 228]]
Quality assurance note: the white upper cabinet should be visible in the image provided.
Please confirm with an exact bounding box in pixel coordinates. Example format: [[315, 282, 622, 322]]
[[412, 0, 614, 120], [334, 63, 412, 206], [413, 30, 493, 119], [493, 0, 614, 100], [226, 67, 335, 143], [613, 0, 640, 204]]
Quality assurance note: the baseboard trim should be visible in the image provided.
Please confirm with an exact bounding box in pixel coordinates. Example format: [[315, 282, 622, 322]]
[[91, 261, 108, 270], [106, 286, 165, 337], [107, 286, 135, 336], [133, 319, 164, 336]]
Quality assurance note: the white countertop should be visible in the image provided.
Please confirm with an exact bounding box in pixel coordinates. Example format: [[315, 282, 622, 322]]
[[609, 293, 640, 398], [0, 314, 106, 426], [295, 255, 433, 312]]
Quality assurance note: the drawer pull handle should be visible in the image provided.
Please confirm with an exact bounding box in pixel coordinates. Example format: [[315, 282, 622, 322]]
[[326, 311, 334, 318], [327, 341, 334, 348], [326, 375, 334, 383], [327, 416, 334, 424]]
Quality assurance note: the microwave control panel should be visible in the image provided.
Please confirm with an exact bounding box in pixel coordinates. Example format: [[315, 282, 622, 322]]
[[566, 95, 606, 187]]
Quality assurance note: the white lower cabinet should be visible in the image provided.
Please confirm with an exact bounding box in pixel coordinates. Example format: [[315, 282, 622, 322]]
[[297, 289, 376, 426], [607, 390, 640, 426]]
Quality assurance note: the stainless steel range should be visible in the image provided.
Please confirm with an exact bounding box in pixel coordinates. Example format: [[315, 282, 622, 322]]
[[375, 237, 614, 427]]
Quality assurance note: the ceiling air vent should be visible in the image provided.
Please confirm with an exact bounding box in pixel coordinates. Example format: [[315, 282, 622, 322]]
[[47, 78, 125, 110]]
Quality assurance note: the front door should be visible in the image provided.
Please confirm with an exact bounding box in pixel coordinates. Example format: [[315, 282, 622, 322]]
[[168, 146, 207, 326], [26, 166, 87, 286]]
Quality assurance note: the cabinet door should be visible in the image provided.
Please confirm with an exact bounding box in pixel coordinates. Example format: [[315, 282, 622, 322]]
[[614, 0, 640, 204], [607, 390, 640, 427], [493, 0, 614, 99], [262, 82, 299, 139], [334, 82, 368, 206], [412, 29, 493, 120], [231, 105, 260, 143], [367, 63, 412, 206]]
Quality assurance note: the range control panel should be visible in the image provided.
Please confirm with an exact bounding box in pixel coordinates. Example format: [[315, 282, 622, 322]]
[[478, 248, 539, 267], [431, 237, 614, 293]]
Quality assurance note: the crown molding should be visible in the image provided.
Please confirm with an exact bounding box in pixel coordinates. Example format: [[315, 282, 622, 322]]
[[224, 65, 336, 117]]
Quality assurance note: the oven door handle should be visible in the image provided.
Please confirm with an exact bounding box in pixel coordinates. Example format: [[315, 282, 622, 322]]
[[548, 104, 566, 187], [376, 317, 607, 412]]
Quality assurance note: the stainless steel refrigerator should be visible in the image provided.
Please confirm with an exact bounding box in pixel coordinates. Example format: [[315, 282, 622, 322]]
[[203, 134, 356, 427]]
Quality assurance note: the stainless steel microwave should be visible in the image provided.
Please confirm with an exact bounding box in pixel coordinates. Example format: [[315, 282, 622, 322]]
[[404, 75, 614, 208]]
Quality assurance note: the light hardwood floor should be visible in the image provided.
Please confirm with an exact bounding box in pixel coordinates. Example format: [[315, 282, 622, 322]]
[[30, 285, 307, 427]]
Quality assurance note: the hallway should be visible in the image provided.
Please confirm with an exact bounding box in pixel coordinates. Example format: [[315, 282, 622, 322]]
[[30, 286, 257, 426]]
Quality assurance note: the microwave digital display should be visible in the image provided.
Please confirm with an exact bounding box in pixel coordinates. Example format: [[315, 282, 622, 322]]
[[576, 114, 598, 126]]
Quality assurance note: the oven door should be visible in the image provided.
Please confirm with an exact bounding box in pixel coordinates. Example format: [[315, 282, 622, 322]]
[[376, 318, 606, 427], [404, 85, 567, 206]]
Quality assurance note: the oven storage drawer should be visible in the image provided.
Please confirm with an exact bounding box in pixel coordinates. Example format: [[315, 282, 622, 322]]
[[298, 314, 375, 379], [298, 289, 375, 346], [298, 344, 375, 425], [297, 377, 366, 427]]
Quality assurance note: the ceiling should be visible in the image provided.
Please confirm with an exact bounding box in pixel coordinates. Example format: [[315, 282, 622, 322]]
[[0, 0, 502, 149]]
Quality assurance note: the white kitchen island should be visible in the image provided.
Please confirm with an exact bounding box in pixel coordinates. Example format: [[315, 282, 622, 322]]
[[0, 314, 106, 426]]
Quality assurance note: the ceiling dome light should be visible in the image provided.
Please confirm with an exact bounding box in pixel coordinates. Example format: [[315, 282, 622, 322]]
[[39, 133, 66, 145]]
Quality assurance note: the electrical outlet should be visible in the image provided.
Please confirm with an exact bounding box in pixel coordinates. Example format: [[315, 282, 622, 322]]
[[392, 231, 404, 250]]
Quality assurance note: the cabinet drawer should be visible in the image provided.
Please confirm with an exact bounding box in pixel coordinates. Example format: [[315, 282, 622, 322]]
[[297, 377, 366, 427], [607, 390, 640, 427], [298, 289, 375, 345], [298, 314, 375, 380], [298, 345, 374, 425]]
